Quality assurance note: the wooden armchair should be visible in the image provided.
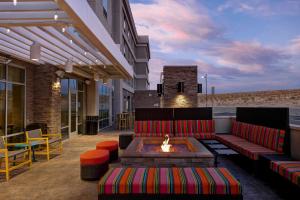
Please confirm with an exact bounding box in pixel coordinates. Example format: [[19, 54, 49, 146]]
[[0, 135, 31, 181], [26, 129, 63, 161]]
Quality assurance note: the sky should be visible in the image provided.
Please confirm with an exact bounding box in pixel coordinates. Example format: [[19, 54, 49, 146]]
[[129, 0, 300, 93]]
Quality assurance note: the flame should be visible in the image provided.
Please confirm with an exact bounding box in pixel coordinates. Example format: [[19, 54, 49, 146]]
[[161, 134, 172, 152]]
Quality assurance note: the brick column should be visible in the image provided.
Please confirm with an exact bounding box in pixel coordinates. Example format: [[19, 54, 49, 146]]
[[33, 65, 61, 134], [162, 66, 198, 108]]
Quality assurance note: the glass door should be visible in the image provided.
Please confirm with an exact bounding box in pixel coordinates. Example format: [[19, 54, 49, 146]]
[[61, 79, 85, 138]]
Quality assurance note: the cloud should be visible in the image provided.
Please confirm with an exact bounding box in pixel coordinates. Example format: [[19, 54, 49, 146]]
[[217, 0, 300, 16], [131, 0, 220, 53], [203, 41, 289, 73]]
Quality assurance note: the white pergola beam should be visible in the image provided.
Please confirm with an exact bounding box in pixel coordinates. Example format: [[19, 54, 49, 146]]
[[0, 11, 67, 20], [0, 2, 59, 12]]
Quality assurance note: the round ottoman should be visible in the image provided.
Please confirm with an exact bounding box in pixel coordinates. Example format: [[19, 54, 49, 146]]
[[80, 149, 109, 181], [96, 141, 118, 162], [119, 133, 134, 149]]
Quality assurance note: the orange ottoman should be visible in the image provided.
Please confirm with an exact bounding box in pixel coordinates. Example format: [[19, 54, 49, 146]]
[[96, 141, 118, 162], [80, 149, 109, 181]]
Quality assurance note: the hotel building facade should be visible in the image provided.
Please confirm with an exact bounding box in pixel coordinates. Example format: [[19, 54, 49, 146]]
[[0, 0, 150, 139]]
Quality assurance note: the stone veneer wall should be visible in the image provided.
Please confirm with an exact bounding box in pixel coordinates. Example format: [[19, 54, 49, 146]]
[[162, 66, 198, 108], [133, 90, 160, 108], [198, 89, 300, 107], [33, 65, 61, 134]]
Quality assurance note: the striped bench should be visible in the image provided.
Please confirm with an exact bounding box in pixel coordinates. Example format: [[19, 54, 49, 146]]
[[98, 167, 243, 200], [270, 161, 300, 187]]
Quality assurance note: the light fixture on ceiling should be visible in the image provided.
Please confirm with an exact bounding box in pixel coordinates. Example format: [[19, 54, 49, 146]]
[[54, 14, 58, 21], [84, 51, 87, 56], [13, 0, 17, 6], [65, 59, 73, 73], [55, 70, 65, 78], [30, 41, 41, 61], [102, 78, 108, 85], [95, 59, 99, 63], [85, 80, 91, 85], [62, 27, 66, 33], [103, 65, 106, 69], [69, 39, 73, 44], [94, 73, 100, 81], [6, 28, 10, 34]]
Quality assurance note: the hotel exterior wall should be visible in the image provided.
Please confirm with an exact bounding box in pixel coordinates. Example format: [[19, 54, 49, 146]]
[[162, 66, 198, 108], [133, 90, 160, 109], [198, 89, 300, 107]]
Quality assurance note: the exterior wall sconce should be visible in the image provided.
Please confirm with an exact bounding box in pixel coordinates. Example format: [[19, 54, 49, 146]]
[[177, 82, 184, 93], [52, 78, 61, 90], [197, 83, 202, 93], [157, 84, 163, 96], [30, 41, 41, 61]]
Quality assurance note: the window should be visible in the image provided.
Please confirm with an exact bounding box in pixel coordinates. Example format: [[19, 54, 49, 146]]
[[0, 65, 25, 136], [99, 84, 111, 129], [102, 0, 108, 17]]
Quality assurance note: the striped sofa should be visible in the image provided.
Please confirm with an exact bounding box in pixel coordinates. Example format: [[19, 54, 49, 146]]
[[134, 120, 174, 137], [216, 120, 286, 160], [270, 161, 300, 187], [98, 167, 243, 200], [174, 120, 215, 139], [134, 120, 215, 139]]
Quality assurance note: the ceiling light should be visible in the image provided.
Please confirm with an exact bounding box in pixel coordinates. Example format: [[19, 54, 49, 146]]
[[6, 28, 10, 34], [79, 61, 82, 65], [84, 51, 87, 56], [65, 59, 73, 73], [69, 39, 73, 44], [103, 65, 106, 69], [30, 41, 41, 61], [54, 14, 58, 21], [62, 27, 66, 33], [94, 73, 100, 81], [95, 59, 99, 63], [13, 0, 17, 6]]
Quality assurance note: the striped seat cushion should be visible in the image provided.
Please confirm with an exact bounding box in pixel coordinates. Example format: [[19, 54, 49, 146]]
[[134, 120, 173, 137], [270, 161, 300, 187], [231, 120, 252, 140], [216, 135, 276, 160], [174, 120, 215, 139], [99, 167, 242, 195], [248, 125, 285, 153]]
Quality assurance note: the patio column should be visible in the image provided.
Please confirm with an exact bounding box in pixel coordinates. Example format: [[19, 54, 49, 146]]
[[86, 80, 99, 116]]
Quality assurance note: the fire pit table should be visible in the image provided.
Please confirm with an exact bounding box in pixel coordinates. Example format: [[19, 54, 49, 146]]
[[121, 137, 214, 167]]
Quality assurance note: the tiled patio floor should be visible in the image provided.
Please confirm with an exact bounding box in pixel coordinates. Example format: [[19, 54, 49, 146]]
[[0, 132, 291, 200]]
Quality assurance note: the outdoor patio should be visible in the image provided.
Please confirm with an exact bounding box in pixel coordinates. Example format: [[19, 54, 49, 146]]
[[0, 131, 295, 200]]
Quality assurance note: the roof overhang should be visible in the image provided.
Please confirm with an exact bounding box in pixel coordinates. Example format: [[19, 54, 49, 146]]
[[0, 0, 134, 80]]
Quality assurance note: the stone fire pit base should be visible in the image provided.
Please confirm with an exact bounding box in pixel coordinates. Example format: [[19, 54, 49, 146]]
[[121, 137, 214, 167]]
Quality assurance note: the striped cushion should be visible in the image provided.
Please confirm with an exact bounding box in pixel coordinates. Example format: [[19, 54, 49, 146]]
[[99, 167, 242, 195], [216, 135, 276, 160], [271, 161, 300, 187], [134, 121, 173, 137], [174, 120, 215, 139], [194, 120, 215, 133], [231, 120, 251, 139], [174, 120, 194, 136], [249, 125, 285, 153]]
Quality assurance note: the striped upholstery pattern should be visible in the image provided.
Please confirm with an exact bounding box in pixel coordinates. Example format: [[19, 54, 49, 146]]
[[216, 135, 276, 160], [134, 121, 173, 137], [270, 161, 300, 187], [174, 120, 215, 139], [231, 120, 251, 139], [99, 167, 242, 195], [248, 125, 285, 153]]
